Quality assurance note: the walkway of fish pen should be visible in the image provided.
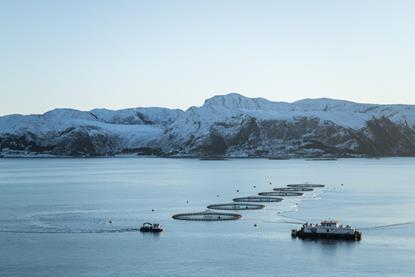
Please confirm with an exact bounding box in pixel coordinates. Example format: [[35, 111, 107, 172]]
[[273, 187, 314, 192], [207, 203, 265, 210], [287, 184, 325, 188], [258, 191, 303, 197], [172, 211, 242, 221], [233, 196, 283, 203], [171, 182, 325, 223]]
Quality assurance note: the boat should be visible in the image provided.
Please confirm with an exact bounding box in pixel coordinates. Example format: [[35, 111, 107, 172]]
[[291, 220, 362, 241], [139, 222, 163, 233]]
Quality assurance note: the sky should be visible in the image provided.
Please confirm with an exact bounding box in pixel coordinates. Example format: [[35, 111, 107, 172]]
[[1, 0, 415, 115]]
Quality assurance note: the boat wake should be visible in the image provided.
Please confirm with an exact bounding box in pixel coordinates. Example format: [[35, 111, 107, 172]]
[[0, 227, 140, 234]]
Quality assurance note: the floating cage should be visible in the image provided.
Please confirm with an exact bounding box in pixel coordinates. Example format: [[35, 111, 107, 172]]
[[258, 191, 303, 197], [172, 210, 241, 221], [287, 184, 325, 188], [233, 196, 283, 203], [207, 203, 265, 210], [273, 187, 313, 192]]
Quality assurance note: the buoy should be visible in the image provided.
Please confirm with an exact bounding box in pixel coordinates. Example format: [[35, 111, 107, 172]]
[[152, 209, 155, 212], [254, 223, 258, 227], [216, 194, 219, 197], [109, 220, 112, 224], [237, 189, 239, 192], [186, 200, 189, 204], [253, 186, 256, 188]]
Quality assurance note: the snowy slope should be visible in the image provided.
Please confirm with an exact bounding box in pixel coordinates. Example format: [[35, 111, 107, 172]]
[[168, 93, 415, 139], [200, 94, 415, 129], [0, 110, 164, 147], [1, 93, 415, 157]]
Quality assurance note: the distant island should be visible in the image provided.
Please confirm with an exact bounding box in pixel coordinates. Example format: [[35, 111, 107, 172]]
[[1, 93, 415, 158]]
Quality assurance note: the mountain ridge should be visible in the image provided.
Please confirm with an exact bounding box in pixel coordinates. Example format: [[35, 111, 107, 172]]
[[1, 93, 415, 158]]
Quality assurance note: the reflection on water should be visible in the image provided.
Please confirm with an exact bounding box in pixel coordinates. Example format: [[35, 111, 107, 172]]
[[299, 238, 359, 257]]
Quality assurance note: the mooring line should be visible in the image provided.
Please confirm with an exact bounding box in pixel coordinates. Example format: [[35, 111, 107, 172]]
[[276, 213, 306, 223], [359, 221, 415, 230], [240, 218, 256, 221]]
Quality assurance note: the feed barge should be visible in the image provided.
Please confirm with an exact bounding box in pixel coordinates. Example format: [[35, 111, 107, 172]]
[[291, 220, 362, 241]]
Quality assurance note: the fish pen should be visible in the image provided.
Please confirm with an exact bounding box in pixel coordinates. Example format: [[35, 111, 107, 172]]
[[273, 187, 314, 192], [258, 191, 303, 197], [233, 196, 283, 203], [207, 203, 265, 210], [287, 184, 325, 188], [172, 210, 242, 221]]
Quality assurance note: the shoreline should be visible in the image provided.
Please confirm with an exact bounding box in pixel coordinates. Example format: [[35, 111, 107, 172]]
[[0, 154, 409, 160]]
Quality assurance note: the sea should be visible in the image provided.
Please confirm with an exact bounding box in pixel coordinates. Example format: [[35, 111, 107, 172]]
[[1, 158, 414, 277]]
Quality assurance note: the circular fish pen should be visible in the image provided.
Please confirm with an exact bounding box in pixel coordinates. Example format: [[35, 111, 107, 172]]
[[172, 210, 241, 221], [273, 187, 313, 192], [258, 191, 303, 197], [207, 203, 265, 210], [287, 184, 325, 188], [233, 196, 283, 203]]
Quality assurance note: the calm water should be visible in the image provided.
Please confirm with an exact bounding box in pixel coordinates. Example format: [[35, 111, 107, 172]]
[[1, 158, 415, 277]]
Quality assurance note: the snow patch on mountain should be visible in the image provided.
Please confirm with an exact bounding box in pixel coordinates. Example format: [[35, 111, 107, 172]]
[[2, 93, 415, 157]]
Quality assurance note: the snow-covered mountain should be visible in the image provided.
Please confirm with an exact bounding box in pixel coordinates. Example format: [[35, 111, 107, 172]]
[[2, 93, 415, 157]]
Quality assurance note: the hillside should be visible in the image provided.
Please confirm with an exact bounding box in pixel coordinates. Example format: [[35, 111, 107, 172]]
[[1, 93, 415, 158]]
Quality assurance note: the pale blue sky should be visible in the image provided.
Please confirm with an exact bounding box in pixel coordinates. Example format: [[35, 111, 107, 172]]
[[1, 0, 415, 115]]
